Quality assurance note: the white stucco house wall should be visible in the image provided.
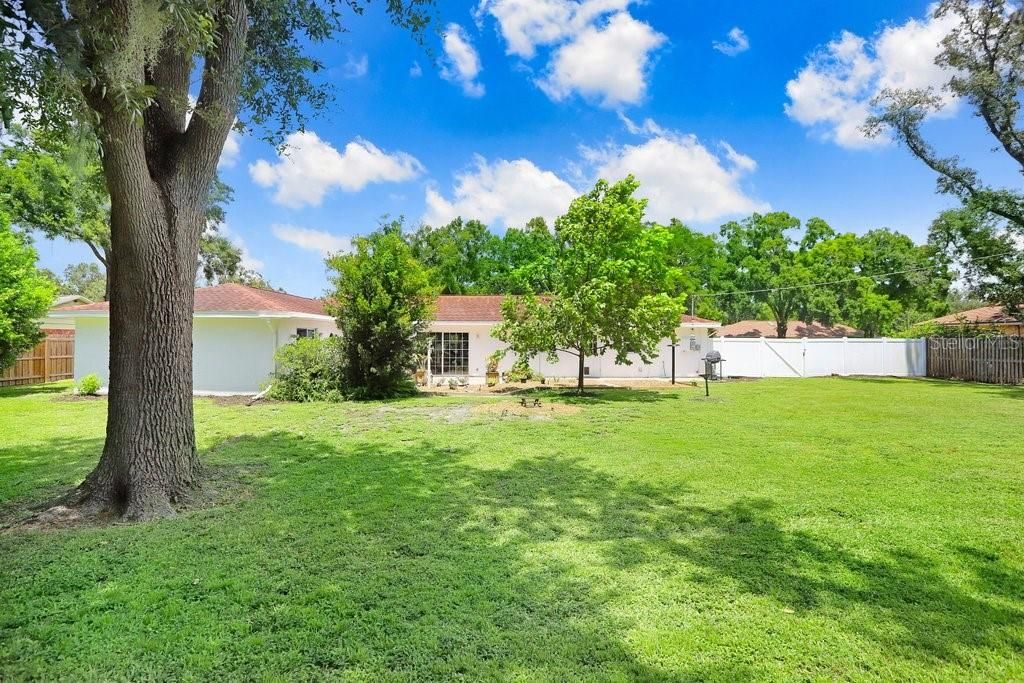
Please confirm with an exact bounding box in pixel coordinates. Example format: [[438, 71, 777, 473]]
[[427, 296, 720, 384], [51, 286, 720, 394], [50, 284, 339, 394]]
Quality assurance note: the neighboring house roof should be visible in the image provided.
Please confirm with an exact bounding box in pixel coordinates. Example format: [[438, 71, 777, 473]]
[[51, 283, 330, 318], [431, 295, 719, 325], [720, 319, 861, 338], [53, 295, 93, 308], [928, 305, 1024, 326]]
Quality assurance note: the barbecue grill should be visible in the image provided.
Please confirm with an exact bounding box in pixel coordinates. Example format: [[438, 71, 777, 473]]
[[702, 350, 724, 381], [699, 351, 725, 398]]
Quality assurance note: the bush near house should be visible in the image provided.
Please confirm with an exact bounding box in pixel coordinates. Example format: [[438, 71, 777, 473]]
[[268, 337, 345, 402], [77, 373, 101, 396]]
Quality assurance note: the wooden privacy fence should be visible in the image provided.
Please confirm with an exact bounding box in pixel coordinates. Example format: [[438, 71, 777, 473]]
[[0, 336, 75, 387], [926, 337, 1024, 384]]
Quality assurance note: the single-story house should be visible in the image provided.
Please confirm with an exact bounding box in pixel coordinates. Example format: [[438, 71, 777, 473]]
[[51, 284, 338, 394], [429, 296, 720, 384], [52, 284, 721, 394], [719, 319, 861, 339], [926, 305, 1023, 337]]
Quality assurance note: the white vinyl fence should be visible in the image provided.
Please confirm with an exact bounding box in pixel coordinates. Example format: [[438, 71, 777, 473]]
[[708, 337, 927, 378]]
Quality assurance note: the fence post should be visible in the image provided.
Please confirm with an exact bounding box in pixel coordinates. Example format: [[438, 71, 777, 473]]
[[880, 337, 886, 376], [842, 337, 848, 376], [801, 337, 807, 378], [43, 337, 51, 383]]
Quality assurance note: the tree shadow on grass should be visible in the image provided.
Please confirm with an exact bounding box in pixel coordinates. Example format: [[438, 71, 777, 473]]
[[0, 382, 71, 398], [835, 375, 1024, 400], [2, 432, 1022, 679], [0, 437, 103, 518], [554, 388, 682, 405]]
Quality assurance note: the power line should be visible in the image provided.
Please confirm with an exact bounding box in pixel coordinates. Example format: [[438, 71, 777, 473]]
[[699, 250, 1016, 300]]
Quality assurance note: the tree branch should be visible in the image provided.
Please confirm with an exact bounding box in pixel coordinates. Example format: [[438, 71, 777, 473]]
[[180, 0, 249, 183], [84, 239, 108, 268], [144, 40, 192, 177]]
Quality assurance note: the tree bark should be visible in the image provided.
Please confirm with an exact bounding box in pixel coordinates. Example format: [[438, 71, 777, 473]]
[[776, 320, 788, 338], [82, 175, 205, 520], [577, 350, 585, 394]]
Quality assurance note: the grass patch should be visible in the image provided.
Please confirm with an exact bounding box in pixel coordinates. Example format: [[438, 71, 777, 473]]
[[1, 378, 1023, 680]]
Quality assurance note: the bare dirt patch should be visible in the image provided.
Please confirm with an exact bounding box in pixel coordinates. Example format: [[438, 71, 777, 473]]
[[50, 393, 105, 403], [471, 401, 581, 420], [204, 395, 282, 407]]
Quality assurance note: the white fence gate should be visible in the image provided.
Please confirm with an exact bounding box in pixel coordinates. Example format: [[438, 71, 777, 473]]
[[708, 337, 927, 378]]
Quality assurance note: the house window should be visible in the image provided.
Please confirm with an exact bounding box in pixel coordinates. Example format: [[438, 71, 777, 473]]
[[296, 328, 319, 339], [429, 332, 469, 375]]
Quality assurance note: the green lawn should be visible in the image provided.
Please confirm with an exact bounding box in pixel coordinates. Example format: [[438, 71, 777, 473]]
[[1, 378, 1023, 681]]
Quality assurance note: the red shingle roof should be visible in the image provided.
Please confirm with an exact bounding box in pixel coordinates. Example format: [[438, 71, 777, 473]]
[[929, 305, 1023, 326], [432, 295, 718, 324], [56, 287, 722, 326], [720, 319, 861, 338], [56, 283, 328, 316]]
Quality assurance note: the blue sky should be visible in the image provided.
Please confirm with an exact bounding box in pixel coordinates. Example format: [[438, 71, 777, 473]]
[[35, 0, 1022, 297]]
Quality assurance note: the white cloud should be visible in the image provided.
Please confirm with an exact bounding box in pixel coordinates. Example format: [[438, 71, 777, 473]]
[[424, 115, 764, 229], [410, 61, 423, 78], [476, 0, 632, 58], [249, 131, 424, 208], [538, 12, 665, 107], [341, 53, 369, 79], [423, 156, 579, 228], [589, 116, 767, 222], [785, 6, 960, 149], [271, 224, 353, 256], [441, 23, 485, 97], [713, 27, 749, 56], [476, 0, 664, 107]]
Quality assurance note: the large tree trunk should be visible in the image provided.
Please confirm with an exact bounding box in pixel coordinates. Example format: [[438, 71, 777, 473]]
[[82, 172, 207, 520], [30, 0, 248, 523]]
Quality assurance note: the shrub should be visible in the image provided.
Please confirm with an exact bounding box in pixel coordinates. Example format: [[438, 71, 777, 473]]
[[78, 373, 101, 396], [506, 356, 537, 383], [326, 225, 436, 400], [268, 337, 345, 402]]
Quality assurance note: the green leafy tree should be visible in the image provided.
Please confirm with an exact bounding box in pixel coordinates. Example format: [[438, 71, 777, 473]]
[[0, 126, 110, 269], [408, 217, 499, 294], [483, 217, 559, 294], [0, 214, 57, 370], [494, 177, 686, 393], [858, 228, 952, 324], [0, 129, 253, 297], [663, 219, 729, 321], [1, 0, 435, 519], [720, 212, 812, 337], [327, 226, 437, 400], [57, 262, 107, 301], [866, 0, 1023, 320], [930, 206, 1024, 317]]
